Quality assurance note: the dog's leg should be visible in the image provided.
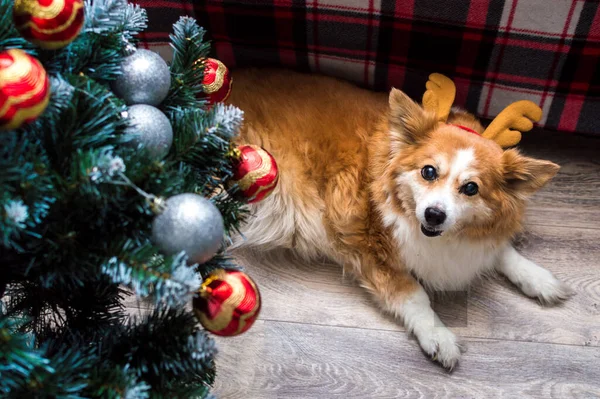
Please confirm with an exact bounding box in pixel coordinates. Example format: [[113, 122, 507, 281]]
[[323, 167, 461, 369], [496, 246, 574, 305], [357, 262, 462, 370]]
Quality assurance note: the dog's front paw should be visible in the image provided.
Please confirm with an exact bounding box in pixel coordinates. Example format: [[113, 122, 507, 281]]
[[515, 267, 575, 306], [498, 247, 575, 306], [414, 325, 462, 370]]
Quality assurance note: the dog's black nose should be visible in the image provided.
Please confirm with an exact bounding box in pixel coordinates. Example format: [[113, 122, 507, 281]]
[[425, 207, 446, 226]]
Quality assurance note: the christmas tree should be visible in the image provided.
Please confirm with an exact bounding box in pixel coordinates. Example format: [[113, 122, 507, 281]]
[[0, 0, 263, 396]]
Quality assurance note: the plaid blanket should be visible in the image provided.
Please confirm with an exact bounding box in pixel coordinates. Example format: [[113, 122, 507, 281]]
[[137, 0, 600, 135]]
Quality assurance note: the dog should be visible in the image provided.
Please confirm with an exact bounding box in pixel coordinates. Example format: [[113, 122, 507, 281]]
[[227, 69, 573, 369]]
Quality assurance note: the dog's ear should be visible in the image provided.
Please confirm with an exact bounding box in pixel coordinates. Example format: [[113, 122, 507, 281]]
[[502, 148, 560, 195], [388, 88, 437, 150]]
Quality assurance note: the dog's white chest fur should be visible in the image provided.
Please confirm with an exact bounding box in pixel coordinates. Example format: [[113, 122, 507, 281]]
[[383, 212, 502, 290]]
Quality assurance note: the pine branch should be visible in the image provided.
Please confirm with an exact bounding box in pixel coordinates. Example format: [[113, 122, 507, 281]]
[[149, 381, 211, 399], [44, 76, 77, 121], [169, 17, 208, 76], [4, 278, 127, 346], [84, 365, 150, 399], [107, 308, 216, 392], [0, 132, 55, 251], [165, 103, 247, 238], [21, 345, 96, 397], [58, 279, 128, 337], [38, 74, 128, 174], [210, 103, 245, 139], [211, 188, 249, 239], [0, 314, 52, 395], [84, 0, 148, 43], [169, 104, 242, 174], [196, 253, 242, 278], [162, 17, 210, 110], [102, 241, 201, 308], [41, 0, 147, 83], [43, 33, 125, 83]]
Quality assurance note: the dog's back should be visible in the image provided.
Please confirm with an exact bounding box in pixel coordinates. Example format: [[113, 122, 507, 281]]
[[228, 69, 388, 260], [229, 68, 386, 153]]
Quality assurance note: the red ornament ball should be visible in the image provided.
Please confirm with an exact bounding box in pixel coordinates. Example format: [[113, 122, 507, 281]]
[[230, 144, 279, 204], [0, 49, 50, 131], [193, 269, 261, 336], [13, 0, 85, 50], [200, 58, 232, 105]]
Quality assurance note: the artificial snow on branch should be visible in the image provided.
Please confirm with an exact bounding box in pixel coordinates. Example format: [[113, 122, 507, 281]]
[[84, 0, 147, 41], [102, 246, 201, 308]]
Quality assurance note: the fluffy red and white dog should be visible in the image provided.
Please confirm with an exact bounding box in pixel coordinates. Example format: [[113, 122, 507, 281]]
[[228, 69, 573, 369]]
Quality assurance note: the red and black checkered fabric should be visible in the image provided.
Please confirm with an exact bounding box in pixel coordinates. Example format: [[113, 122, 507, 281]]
[[136, 0, 600, 135]]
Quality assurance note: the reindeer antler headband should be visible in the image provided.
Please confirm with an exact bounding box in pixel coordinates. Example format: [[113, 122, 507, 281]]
[[421, 73, 543, 148]]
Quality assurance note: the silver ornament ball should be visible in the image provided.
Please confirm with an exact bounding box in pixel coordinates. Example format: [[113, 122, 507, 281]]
[[112, 49, 171, 106], [124, 104, 173, 159], [152, 193, 225, 264]]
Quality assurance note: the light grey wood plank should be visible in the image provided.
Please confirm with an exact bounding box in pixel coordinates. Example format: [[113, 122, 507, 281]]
[[526, 159, 600, 228], [232, 222, 600, 347], [519, 130, 600, 229], [213, 320, 600, 399]]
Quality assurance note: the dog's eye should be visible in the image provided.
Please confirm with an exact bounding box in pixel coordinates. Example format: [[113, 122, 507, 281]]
[[460, 182, 479, 196], [421, 165, 437, 181]]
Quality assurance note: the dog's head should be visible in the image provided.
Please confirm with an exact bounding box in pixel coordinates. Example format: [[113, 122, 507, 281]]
[[385, 89, 559, 239]]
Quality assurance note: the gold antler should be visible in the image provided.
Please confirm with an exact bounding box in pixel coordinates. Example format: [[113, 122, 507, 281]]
[[422, 73, 456, 122], [482, 100, 542, 148]]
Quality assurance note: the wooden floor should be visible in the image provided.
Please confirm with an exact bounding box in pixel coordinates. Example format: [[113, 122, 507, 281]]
[[211, 130, 600, 399]]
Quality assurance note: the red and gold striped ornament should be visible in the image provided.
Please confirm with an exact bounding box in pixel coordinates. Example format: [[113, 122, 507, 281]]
[[230, 144, 279, 204], [200, 58, 232, 106], [0, 49, 50, 131], [193, 269, 261, 336], [13, 0, 85, 50]]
